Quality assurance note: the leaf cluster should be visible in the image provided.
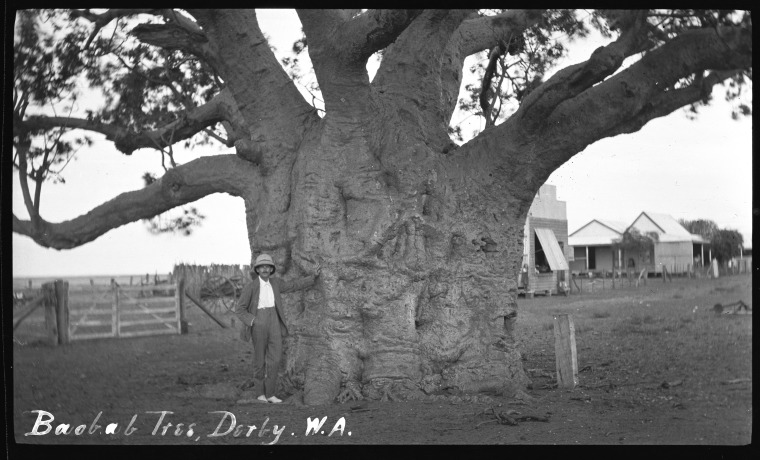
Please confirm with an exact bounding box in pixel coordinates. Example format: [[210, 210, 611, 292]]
[[611, 228, 658, 253], [710, 229, 744, 263]]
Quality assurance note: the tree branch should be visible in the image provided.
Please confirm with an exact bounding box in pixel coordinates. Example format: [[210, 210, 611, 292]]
[[440, 10, 546, 124], [189, 10, 319, 163], [130, 19, 223, 73], [19, 89, 242, 155], [513, 10, 652, 134], [12, 154, 258, 249], [450, 23, 751, 203], [337, 9, 423, 62], [372, 10, 474, 151], [541, 24, 752, 151], [70, 9, 160, 49], [599, 69, 743, 138]]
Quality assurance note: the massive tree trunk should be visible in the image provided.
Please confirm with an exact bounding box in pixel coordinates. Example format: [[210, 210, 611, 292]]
[[277, 94, 534, 405], [13, 9, 751, 405]]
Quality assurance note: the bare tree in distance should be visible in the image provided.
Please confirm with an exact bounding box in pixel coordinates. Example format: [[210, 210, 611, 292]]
[[12, 9, 752, 405]]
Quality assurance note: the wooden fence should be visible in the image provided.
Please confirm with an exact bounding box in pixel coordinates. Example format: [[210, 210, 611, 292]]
[[13, 279, 186, 345], [67, 281, 184, 341]]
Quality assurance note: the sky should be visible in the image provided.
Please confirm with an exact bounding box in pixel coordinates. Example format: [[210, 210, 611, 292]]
[[11, 10, 753, 278]]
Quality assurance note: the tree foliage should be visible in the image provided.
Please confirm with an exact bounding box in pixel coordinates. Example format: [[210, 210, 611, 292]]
[[710, 229, 744, 263], [612, 228, 658, 254], [678, 218, 720, 240], [12, 9, 753, 249]]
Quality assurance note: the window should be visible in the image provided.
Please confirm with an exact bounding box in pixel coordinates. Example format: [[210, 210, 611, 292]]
[[534, 233, 551, 273]]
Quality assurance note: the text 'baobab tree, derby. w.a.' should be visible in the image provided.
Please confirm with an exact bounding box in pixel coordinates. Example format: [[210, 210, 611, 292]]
[[12, 10, 752, 405]]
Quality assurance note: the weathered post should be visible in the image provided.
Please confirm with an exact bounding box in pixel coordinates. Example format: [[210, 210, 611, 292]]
[[553, 314, 578, 389], [54, 280, 70, 345], [177, 278, 188, 334], [112, 282, 120, 337], [41, 282, 58, 346]]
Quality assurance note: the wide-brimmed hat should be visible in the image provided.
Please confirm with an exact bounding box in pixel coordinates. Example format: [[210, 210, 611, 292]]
[[252, 253, 276, 275]]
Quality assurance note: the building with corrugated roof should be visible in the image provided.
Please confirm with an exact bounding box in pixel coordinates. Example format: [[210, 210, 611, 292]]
[[519, 184, 570, 295], [567, 219, 627, 273], [569, 211, 711, 275]]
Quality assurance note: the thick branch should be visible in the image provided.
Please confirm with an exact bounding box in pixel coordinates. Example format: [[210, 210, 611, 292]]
[[12, 155, 258, 249], [541, 24, 752, 149], [451, 23, 751, 203], [16, 140, 38, 226], [20, 90, 241, 155], [189, 10, 319, 162], [336, 9, 423, 62], [513, 10, 652, 134], [296, 9, 421, 115], [130, 20, 222, 73], [441, 10, 545, 123], [599, 70, 743, 138], [70, 9, 161, 49], [372, 10, 474, 150]]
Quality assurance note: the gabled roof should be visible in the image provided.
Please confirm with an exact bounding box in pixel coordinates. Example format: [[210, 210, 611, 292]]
[[569, 213, 711, 246], [570, 219, 627, 237], [569, 219, 626, 246], [627, 211, 707, 243], [597, 220, 628, 234]]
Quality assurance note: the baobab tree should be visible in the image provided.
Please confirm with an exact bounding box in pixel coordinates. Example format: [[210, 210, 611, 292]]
[[12, 9, 752, 405]]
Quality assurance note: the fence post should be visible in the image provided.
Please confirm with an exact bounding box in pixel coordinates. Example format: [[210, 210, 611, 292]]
[[113, 284, 120, 337], [177, 278, 187, 334], [41, 283, 58, 346], [53, 280, 70, 345], [553, 314, 578, 389]]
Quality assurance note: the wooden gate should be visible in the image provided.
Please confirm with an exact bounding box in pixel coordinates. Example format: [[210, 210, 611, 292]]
[[68, 283, 181, 341]]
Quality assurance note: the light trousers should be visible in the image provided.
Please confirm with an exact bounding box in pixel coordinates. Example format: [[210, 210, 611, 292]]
[[251, 307, 283, 398]]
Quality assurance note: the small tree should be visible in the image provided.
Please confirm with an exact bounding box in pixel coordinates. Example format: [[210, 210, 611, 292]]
[[612, 229, 658, 268], [710, 229, 743, 264], [678, 218, 719, 240]]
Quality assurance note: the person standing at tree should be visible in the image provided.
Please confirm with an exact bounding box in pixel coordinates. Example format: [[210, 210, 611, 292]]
[[235, 254, 319, 403]]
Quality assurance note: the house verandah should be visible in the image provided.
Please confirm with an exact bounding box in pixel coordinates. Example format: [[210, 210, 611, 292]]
[[569, 212, 710, 277]]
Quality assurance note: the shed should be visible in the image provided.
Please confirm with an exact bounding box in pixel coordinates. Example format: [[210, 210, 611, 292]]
[[519, 184, 570, 295], [626, 211, 710, 274], [568, 219, 627, 274]]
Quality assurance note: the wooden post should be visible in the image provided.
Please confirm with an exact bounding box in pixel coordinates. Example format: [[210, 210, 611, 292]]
[[130, 276, 133, 286], [42, 282, 58, 346], [112, 283, 120, 337], [54, 280, 70, 345], [177, 278, 187, 334], [553, 314, 578, 389]]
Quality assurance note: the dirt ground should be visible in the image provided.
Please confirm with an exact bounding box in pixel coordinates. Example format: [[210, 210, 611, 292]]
[[11, 273, 752, 446]]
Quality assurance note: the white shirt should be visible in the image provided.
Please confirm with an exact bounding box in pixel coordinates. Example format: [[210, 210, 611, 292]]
[[257, 277, 275, 309]]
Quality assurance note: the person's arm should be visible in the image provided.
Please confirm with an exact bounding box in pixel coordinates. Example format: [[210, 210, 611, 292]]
[[279, 275, 316, 294], [234, 283, 256, 326]]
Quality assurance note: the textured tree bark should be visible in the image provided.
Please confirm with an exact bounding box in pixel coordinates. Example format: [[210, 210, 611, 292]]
[[231, 89, 534, 404]]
